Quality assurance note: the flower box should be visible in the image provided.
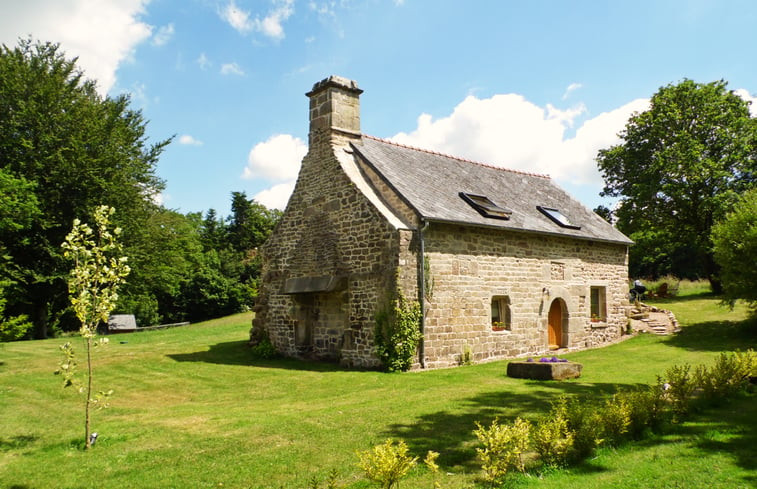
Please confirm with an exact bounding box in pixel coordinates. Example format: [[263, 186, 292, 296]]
[[506, 359, 583, 380]]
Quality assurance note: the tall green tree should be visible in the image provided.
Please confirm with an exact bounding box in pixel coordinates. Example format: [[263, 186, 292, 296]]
[[228, 191, 282, 252], [711, 188, 757, 310], [117, 209, 204, 326], [597, 79, 757, 290], [0, 39, 169, 337]]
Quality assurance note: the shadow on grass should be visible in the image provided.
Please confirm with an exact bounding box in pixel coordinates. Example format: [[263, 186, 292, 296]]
[[664, 318, 757, 352], [688, 395, 757, 486], [0, 434, 37, 451], [167, 340, 356, 372], [382, 380, 645, 471]]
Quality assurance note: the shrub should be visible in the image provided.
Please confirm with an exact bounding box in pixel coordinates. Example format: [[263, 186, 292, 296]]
[[531, 399, 575, 467], [473, 417, 531, 483], [561, 398, 603, 461], [423, 451, 442, 489], [694, 350, 756, 403], [620, 384, 669, 437], [663, 364, 697, 419], [595, 394, 632, 445], [0, 284, 33, 341], [307, 469, 342, 489], [249, 327, 278, 360], [356, 439, 418, 489], [0, 312, 33, 342]]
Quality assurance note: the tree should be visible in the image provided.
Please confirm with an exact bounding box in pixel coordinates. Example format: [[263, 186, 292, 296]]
[[711, 189, 757, 310], [0, 39, 168, 337], [0, 168, 39, 340], [118, 208, 205, 325], [228, 191, 282, 252], [597, 79, 757, 289], [57, 206, 130, 449]]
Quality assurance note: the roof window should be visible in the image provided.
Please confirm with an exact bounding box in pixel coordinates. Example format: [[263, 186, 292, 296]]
[[460, 192, 512, 220], [537, 206, 581, 229]]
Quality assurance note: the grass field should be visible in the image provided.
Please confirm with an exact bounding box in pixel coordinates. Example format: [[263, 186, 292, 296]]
[[1, 293, 755, 489]]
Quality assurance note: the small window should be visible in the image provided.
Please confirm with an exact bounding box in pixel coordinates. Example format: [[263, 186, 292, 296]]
[[461, 192, 512, 220], [590, 286, 606, 322], [491, 296, 511, 331], [537, 206, 581, 229]]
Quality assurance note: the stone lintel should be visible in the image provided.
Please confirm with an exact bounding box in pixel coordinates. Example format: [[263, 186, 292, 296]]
[[283, 275, 347, 294]]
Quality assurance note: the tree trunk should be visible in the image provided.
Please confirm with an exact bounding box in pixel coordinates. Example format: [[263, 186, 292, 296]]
[[708, 276, 723, 295], [705, 253, 723, 294], [84, 335, 93, 449], [32, 302, 48, 339]]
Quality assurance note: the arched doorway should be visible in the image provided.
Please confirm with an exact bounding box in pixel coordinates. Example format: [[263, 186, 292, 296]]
[[547, 299, 564, 350]]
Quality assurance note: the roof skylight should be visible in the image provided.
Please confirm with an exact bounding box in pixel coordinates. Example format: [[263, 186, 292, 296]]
[[537, 206, 581, 229], [460, 192, 512, 220]]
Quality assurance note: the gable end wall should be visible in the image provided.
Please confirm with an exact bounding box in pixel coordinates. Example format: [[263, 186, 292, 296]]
[[253, 135, 406, 368]]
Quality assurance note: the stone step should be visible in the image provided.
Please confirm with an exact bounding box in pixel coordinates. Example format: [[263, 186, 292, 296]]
[[649, 324, 669, 335]]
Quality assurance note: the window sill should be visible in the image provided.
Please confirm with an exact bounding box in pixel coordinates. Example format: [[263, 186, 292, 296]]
[[590, 320, 608, 329]]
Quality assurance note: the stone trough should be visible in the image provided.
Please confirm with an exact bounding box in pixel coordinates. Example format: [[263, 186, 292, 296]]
[[507, 360, 583, 380]]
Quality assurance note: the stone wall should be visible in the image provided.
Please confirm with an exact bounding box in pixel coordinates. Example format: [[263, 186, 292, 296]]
[[420, 223, 629, 369], [253, 134, 404, 367]]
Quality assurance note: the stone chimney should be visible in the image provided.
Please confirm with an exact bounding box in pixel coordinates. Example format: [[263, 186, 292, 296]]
[[306, 76, 363, 146]]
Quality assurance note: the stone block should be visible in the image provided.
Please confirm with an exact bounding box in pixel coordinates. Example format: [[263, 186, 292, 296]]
[[108, 314, 137, 332], [506, 360, 583, 380]]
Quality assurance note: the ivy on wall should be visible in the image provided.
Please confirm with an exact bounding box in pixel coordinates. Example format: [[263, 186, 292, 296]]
[[374, 288, 422, 372]]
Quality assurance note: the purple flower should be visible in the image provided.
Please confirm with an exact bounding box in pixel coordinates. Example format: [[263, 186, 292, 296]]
[[539, 357, 549, 363], [526, 358, 534, 362]]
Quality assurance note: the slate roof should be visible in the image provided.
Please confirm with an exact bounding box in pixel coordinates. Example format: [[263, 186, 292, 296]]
[[351, 135, 633, 245]]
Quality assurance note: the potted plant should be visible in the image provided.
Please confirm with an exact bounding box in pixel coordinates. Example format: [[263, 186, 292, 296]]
[[492, 321, 507, 331]]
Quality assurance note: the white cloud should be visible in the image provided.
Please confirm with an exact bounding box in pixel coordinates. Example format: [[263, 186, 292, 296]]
[[0, 0, 153, 95], [734, 88, 757, 117], [152, 23, 174, 46], [196, 52, 211, 70], [220, 62, 245, 76], [562, 82, 583, 100], [243, 134, 306, 180], [221, 0, 294, 40], [391, 93, 649, 185], [254, 182, 296, 210], [222, 0, 253, 33], [152, 192, 165, 206], [178, 134, 203, 146], [243, 134, 307, 210]]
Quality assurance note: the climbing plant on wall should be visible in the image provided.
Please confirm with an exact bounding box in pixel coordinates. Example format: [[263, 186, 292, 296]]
[[374, 288, 422, 372]]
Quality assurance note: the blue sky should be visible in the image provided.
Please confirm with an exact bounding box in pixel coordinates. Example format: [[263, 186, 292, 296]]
[[2, 0, 756, 217]]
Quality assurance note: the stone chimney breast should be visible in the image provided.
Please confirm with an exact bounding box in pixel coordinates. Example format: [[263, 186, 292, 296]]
[[306, 76, 363, 141]]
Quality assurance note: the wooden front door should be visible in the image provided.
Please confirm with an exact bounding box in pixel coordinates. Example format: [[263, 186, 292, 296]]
[[548, 299, 562, 350]]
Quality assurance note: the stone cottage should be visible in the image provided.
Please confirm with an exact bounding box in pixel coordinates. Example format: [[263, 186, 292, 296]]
[[251, 75, 633, 369]]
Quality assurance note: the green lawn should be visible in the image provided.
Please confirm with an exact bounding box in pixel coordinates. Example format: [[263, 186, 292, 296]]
[[1, 296, 755, 489]]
